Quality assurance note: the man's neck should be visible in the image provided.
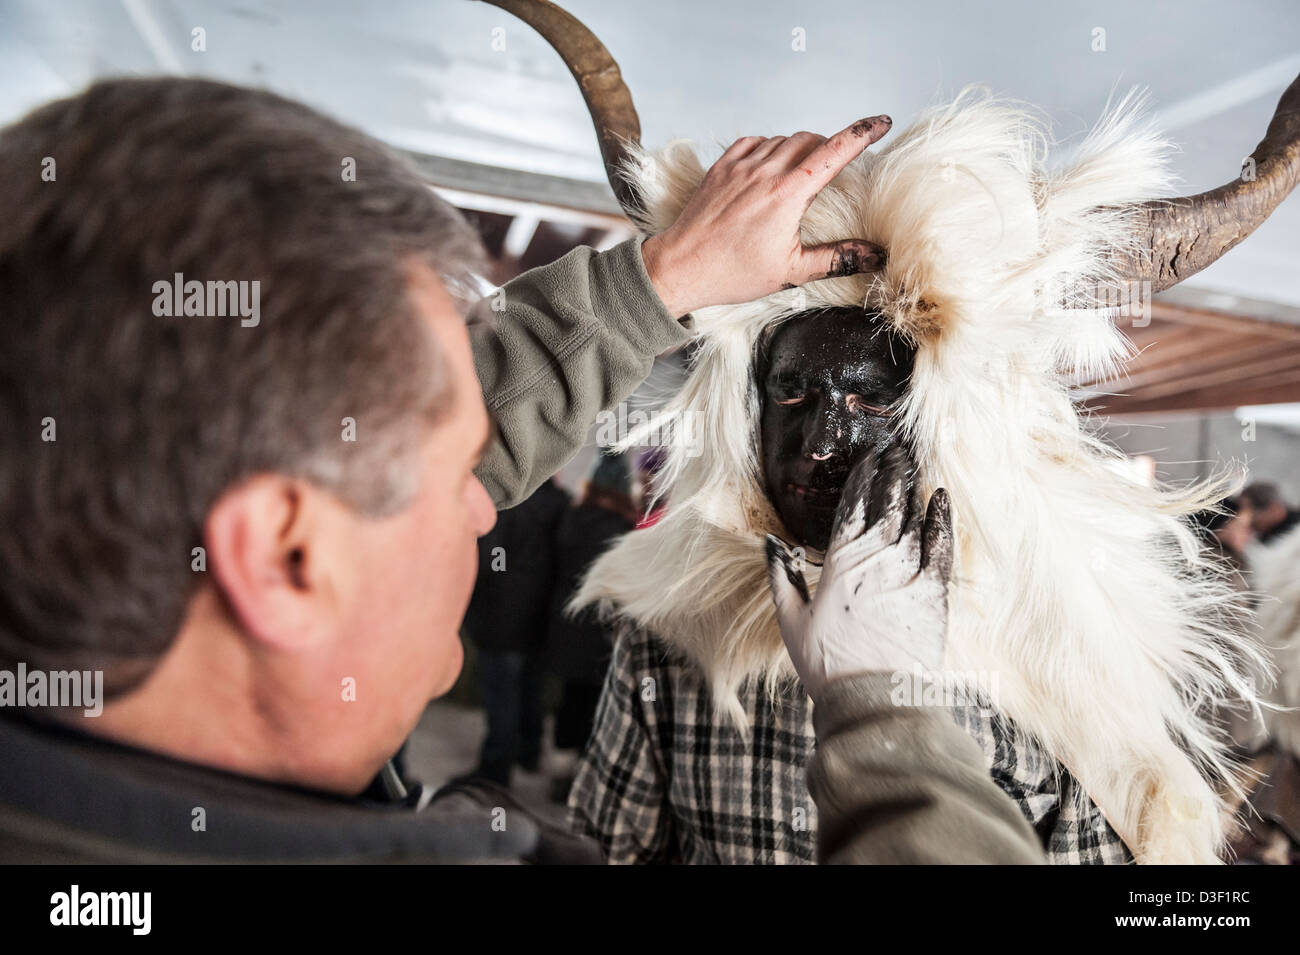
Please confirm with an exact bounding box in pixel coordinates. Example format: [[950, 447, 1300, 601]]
[[77, 591, 369, 796]]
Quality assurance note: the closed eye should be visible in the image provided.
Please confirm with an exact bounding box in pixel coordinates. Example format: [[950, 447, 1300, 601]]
[[847, 394, 895, 417]]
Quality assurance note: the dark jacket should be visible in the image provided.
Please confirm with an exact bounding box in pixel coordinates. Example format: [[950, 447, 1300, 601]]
[[463, 480, 569, 653], [547, 503, 633, 684], [0, 712, 597, 864]]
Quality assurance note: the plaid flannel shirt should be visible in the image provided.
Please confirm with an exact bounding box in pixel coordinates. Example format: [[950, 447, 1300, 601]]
[[568, 624, 1132, 864]]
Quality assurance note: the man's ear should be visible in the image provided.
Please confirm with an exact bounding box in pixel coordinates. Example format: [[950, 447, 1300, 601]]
[[203, 475, 343, 652]]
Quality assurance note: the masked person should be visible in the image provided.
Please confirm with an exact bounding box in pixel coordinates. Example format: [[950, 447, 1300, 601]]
[[569, 90, 1266, 865], [570, 305, 1122, 863]]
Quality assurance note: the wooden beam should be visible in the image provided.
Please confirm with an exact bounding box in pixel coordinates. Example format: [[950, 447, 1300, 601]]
[[1131, 349, 1300, 403], [1075, 297, 1300, 410], [1106, 337, 1285, 393], [1120, 320, 1202, 353], [1112, 329, 1242, 380], [1087, 368, 1300, 415], [1072, 324, 1200, 387], [1148, 301, 1300, 343]]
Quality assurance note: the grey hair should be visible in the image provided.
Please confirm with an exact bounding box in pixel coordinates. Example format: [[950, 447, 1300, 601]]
[[0, 78, 487, 695]]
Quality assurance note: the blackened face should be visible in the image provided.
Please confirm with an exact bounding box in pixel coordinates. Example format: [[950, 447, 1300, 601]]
[[759, 309, 913, 552]]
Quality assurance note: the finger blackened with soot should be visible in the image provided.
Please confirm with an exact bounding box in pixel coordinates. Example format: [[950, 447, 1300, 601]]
[[867, 443, 910, 543], [832, 448, 878, 542], [765, 534, 811, 605], [920, 488, 954, 583]]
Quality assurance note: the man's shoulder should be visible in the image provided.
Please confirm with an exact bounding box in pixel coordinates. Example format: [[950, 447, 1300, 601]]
[[0, 713, 538, 864]]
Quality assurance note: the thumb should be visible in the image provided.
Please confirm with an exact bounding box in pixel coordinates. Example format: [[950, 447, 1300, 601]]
[[765, 534, 810, 633], [794, 239, 886, 285]]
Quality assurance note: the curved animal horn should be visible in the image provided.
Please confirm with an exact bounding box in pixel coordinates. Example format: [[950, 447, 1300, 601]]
[[477, 0, 642, 216], [1121, 71, 1300, 291]]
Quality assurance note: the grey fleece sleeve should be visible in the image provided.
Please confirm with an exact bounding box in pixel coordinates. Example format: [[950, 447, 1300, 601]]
[[808, 672, 1046, 865], [469, 236, 691, 509]]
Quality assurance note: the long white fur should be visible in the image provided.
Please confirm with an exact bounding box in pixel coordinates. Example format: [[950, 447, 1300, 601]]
[[574, 88, 1262, 864]]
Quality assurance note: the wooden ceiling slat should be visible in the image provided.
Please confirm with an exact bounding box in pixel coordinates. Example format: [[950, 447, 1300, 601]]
[[1073, 299, 1300, 414], [1149, 302, 1300, 343], [1123, 328, 1248, 375], [1078, 325, 1238, 389], [1121, 320, 1184, 350], [1108, 337, 1283, 393], [1132, 349, 1300, 402], [1089, 367, 1300, 416]]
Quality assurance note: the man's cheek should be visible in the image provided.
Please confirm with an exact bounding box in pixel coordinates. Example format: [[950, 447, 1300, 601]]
[[463, 529, 479, 592], [453, 497, 481, 597]]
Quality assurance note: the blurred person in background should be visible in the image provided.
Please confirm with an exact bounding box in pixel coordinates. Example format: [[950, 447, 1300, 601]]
[[1192, 496, 1255, 595], [1190, 497, 1269, 759], [1243, 482, 1300, 546], [545, 451, 638, 802], [462, 478, 570, 787], [1232, 495, 1300, 864], [633, 448, 670, 529], [1191, 492, 1300, 864]]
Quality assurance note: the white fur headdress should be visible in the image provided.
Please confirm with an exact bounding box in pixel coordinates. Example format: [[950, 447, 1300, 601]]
[[574, 88, 1261, 864]]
